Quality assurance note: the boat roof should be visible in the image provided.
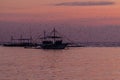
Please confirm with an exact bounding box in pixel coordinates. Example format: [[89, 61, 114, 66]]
[[47, 36, 62, 38]]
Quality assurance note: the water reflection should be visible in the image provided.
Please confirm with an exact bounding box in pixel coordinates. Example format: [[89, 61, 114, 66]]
[[1, 47, 120, 80]]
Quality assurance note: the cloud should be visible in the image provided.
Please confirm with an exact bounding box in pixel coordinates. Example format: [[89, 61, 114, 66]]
[[54, 1, 115, 6]]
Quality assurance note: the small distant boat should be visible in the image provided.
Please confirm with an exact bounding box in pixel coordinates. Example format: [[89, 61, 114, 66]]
[[3, 35, 35, 47], [39, 28, 68, 49]]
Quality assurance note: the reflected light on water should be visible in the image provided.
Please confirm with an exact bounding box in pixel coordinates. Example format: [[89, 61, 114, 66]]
[[0, 47, 120, 80]]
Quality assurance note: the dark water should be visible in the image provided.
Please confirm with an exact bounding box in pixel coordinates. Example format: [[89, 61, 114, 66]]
[[78, 42, 120, 47], [0, 46, 120, 80]]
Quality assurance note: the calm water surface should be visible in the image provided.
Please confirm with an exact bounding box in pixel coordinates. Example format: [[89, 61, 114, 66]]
[[0, 46, 120, 80]]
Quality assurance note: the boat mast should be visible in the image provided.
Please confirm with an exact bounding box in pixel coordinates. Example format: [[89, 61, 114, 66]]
[[43, 30, 46, 40], [53, 28, 56, 43], [11, 36, 13, 43], [20, 34, 22, 43], [29, 26, 32, 43]]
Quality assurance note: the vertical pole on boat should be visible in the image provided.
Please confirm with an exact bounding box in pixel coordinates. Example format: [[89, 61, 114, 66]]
[[29, 26, 32, 44], [11, 36, 13, 43], [53, 28, 55, 43], [43, 30, 46, 40], [20, 34, 23, 44]]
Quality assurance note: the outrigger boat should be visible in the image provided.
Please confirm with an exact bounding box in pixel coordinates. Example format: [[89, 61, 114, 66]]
[[39, 28, 68, 49], [3, 35, 34, 47]]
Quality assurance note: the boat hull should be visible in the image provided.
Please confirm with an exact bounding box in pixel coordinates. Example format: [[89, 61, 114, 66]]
[[3, 43, 34, 47], [40, 43, 68, 49]]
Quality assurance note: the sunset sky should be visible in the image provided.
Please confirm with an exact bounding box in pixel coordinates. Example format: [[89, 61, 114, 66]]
[[0, 0, 120, 42]]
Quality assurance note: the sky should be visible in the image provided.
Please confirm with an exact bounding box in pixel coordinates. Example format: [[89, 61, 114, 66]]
[[0, 0, 120, 42]]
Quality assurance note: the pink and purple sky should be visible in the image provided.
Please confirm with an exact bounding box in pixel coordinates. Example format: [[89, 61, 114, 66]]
[[0, 0, 120, 42]]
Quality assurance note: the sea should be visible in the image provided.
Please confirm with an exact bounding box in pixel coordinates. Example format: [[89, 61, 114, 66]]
[[0, 46, 120, 80]]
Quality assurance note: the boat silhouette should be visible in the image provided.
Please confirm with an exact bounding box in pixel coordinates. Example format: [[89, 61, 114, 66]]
[[39, 28, 68, 49], [3, 35, 35, 47]]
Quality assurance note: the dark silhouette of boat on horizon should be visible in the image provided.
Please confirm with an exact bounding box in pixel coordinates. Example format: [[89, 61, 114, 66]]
[[39, 28, 68, 49], [3, 35, 36, 47], [3, 28, 84, 49]]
